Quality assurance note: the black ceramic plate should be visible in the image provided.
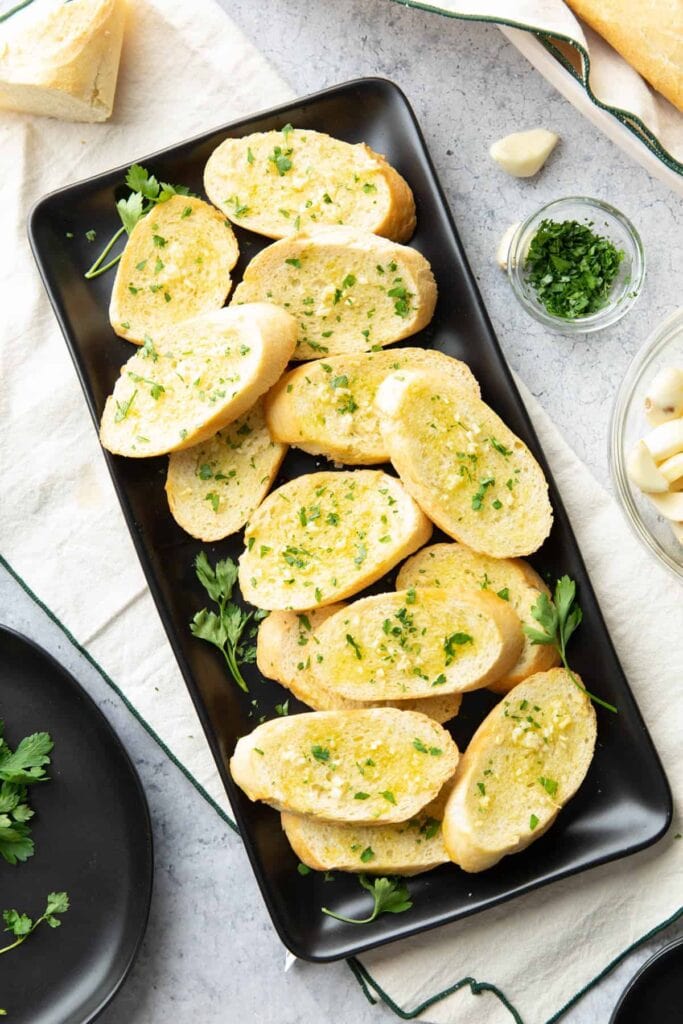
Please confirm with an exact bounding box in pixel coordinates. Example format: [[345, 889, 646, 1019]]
[[0, 626, 153, 1022], [610, 937, 683, 1023], [28, 78, 671, 963]]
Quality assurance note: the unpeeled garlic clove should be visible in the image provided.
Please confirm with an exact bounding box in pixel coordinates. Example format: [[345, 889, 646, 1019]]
[[489, 129, 559, 178], [644, 367, 683, 427], [626, 440, 669, 493]]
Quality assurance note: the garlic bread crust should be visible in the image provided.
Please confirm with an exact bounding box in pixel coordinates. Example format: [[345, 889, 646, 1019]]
[[442, 668, 597, 872], [165, 399, 287, 542], [204, 127, 416, 241], [265, 348, 479, 464], [231, 227, 436, 360], [376, 371, 553, 557], [230, 708, 459, 824], [309, 588, 522, 701], [238, 470, 432, 610], [109, 195, 239, 344], [397, 543, 559, 691], [99, 304, 296, 458], [256, 607, 462, 723]]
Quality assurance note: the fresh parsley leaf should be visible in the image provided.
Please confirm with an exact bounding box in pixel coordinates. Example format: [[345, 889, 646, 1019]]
[[0, 892, 69, 956], [116, 192, 145, 235], [0, 733, 53, 785], [311, 745, 330, 763], [321, 875, 412, 925]]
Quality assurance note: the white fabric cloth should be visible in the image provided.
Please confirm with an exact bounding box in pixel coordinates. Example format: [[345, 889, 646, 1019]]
[[0, 2, 681, 1022]]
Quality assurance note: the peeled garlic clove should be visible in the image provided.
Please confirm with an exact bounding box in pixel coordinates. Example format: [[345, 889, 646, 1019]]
[[644, 367, 683, 427], [489, 129, 559, 178], [646, 491, 683, 521], [642, 418, 683, 463], [659, 451, 683, 487], [627, 440, 670, 492], [496, 222, 521, 270]]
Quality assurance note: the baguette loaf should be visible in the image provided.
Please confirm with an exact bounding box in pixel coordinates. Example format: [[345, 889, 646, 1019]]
[[165, 398, 287, 542], [0, 0, 126, 122], [397, 543, 559, 691], [265, 347, 479, 465], [99, 304, 296, 457], [256, 606, 462, 723], [231, 227, 436, 360], [442, 668, 597, 872], [238, 469, 432, 610], [309, 588, 522, 700], [230, 708, 459, 824], [376, 371, 553, 557], [204, 127, 416, 242], [109, 195, 239, 344]]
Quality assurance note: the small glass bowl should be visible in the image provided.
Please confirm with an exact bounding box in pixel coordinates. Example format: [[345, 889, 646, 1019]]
[[610, 308, 683, 582], [507, 196, 645, 334]]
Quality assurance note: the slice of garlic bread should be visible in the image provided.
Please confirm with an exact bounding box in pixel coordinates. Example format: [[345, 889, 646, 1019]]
[[109, 195, 239, 344], [99, 304, 296, 458], [397, 543, 559, 691], [376, 371, 553, 557], [165, 399, 287, 542], [281, 785, 451, 875], [256, 607, 462, 723], [265, 348, 479, 464], [238, 470, 432, 610], [309, 588, 522, 701], [204, 127, 416, 242], [231, 227, 436, 360], [442, 668, 597, 872], [230, 708, 459, 824]]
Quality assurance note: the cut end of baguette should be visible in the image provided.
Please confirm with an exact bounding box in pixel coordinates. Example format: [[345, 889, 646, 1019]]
[[238, 469, 432, 610], [376, 371, 553, 557], [265, 347, 480, 465], [204, 127, 416, 241], [165, 398, 287, 542], [232, 227, 436, 359], [230, 708, 459, 824], [99, 303, 296, 458], [442, 668, 597, 872], [109, 195, 239, 344]]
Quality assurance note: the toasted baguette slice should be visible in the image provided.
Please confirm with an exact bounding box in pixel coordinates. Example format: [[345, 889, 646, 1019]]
[[238, 470, 432, 610], [231, 227, 436, 360], [204, 127, 416, 242], [165, 399, 286, 542], [109, 195, 239, 344], [0, 0, 126, 122], [310, 588, 522, 701], [442, 668, 597, 872], [99, 304, 296, 458], [230, 708, 459, 824], [265, 348, 479, 464], [281, 785, 451, 876], [376, 371, 553, 557], [256, 607, 462, 723], [397, 544, 559, 691]]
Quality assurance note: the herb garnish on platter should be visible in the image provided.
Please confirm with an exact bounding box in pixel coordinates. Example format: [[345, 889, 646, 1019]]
[[0, 723, 54, 866], [322, 875, 412, 925]]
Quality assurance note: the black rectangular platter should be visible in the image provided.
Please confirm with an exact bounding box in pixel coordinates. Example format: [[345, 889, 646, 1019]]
[[28, 77, 672, 962]]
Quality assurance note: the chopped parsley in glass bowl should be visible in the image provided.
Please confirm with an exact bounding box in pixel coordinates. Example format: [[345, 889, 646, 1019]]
[[507, 196, 645, 334]]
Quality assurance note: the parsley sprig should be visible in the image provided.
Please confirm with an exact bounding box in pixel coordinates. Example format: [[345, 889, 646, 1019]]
[[190, 553, 266, 693], [0, 723, 54, 866], [84, 164, 192, 280], [523, 576, 617, 713], [0, 892, 69, 957], [321, 875, 412, 925]]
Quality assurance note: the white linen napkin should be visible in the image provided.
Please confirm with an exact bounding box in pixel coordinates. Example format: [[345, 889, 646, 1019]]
[[0, 2, 680, 1021]]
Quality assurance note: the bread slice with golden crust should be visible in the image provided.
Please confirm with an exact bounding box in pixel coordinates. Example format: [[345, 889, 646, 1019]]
[[256, 606, 462, 723], [109, 195, 239, 344], [376, 371, 553, 557], [230, 708, 459, 824], [309, 588, 522, 701], [238, 469, 432, 610], [165, 399, 287, 542], [281, 785, 451, 876], [397, 543, 559, 692], [231, 227, 436, 360], [265, 348, 479, 464], [204, 127, 416, 242], [99, 304, 296, 458], [442, 668, 597, 872]]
